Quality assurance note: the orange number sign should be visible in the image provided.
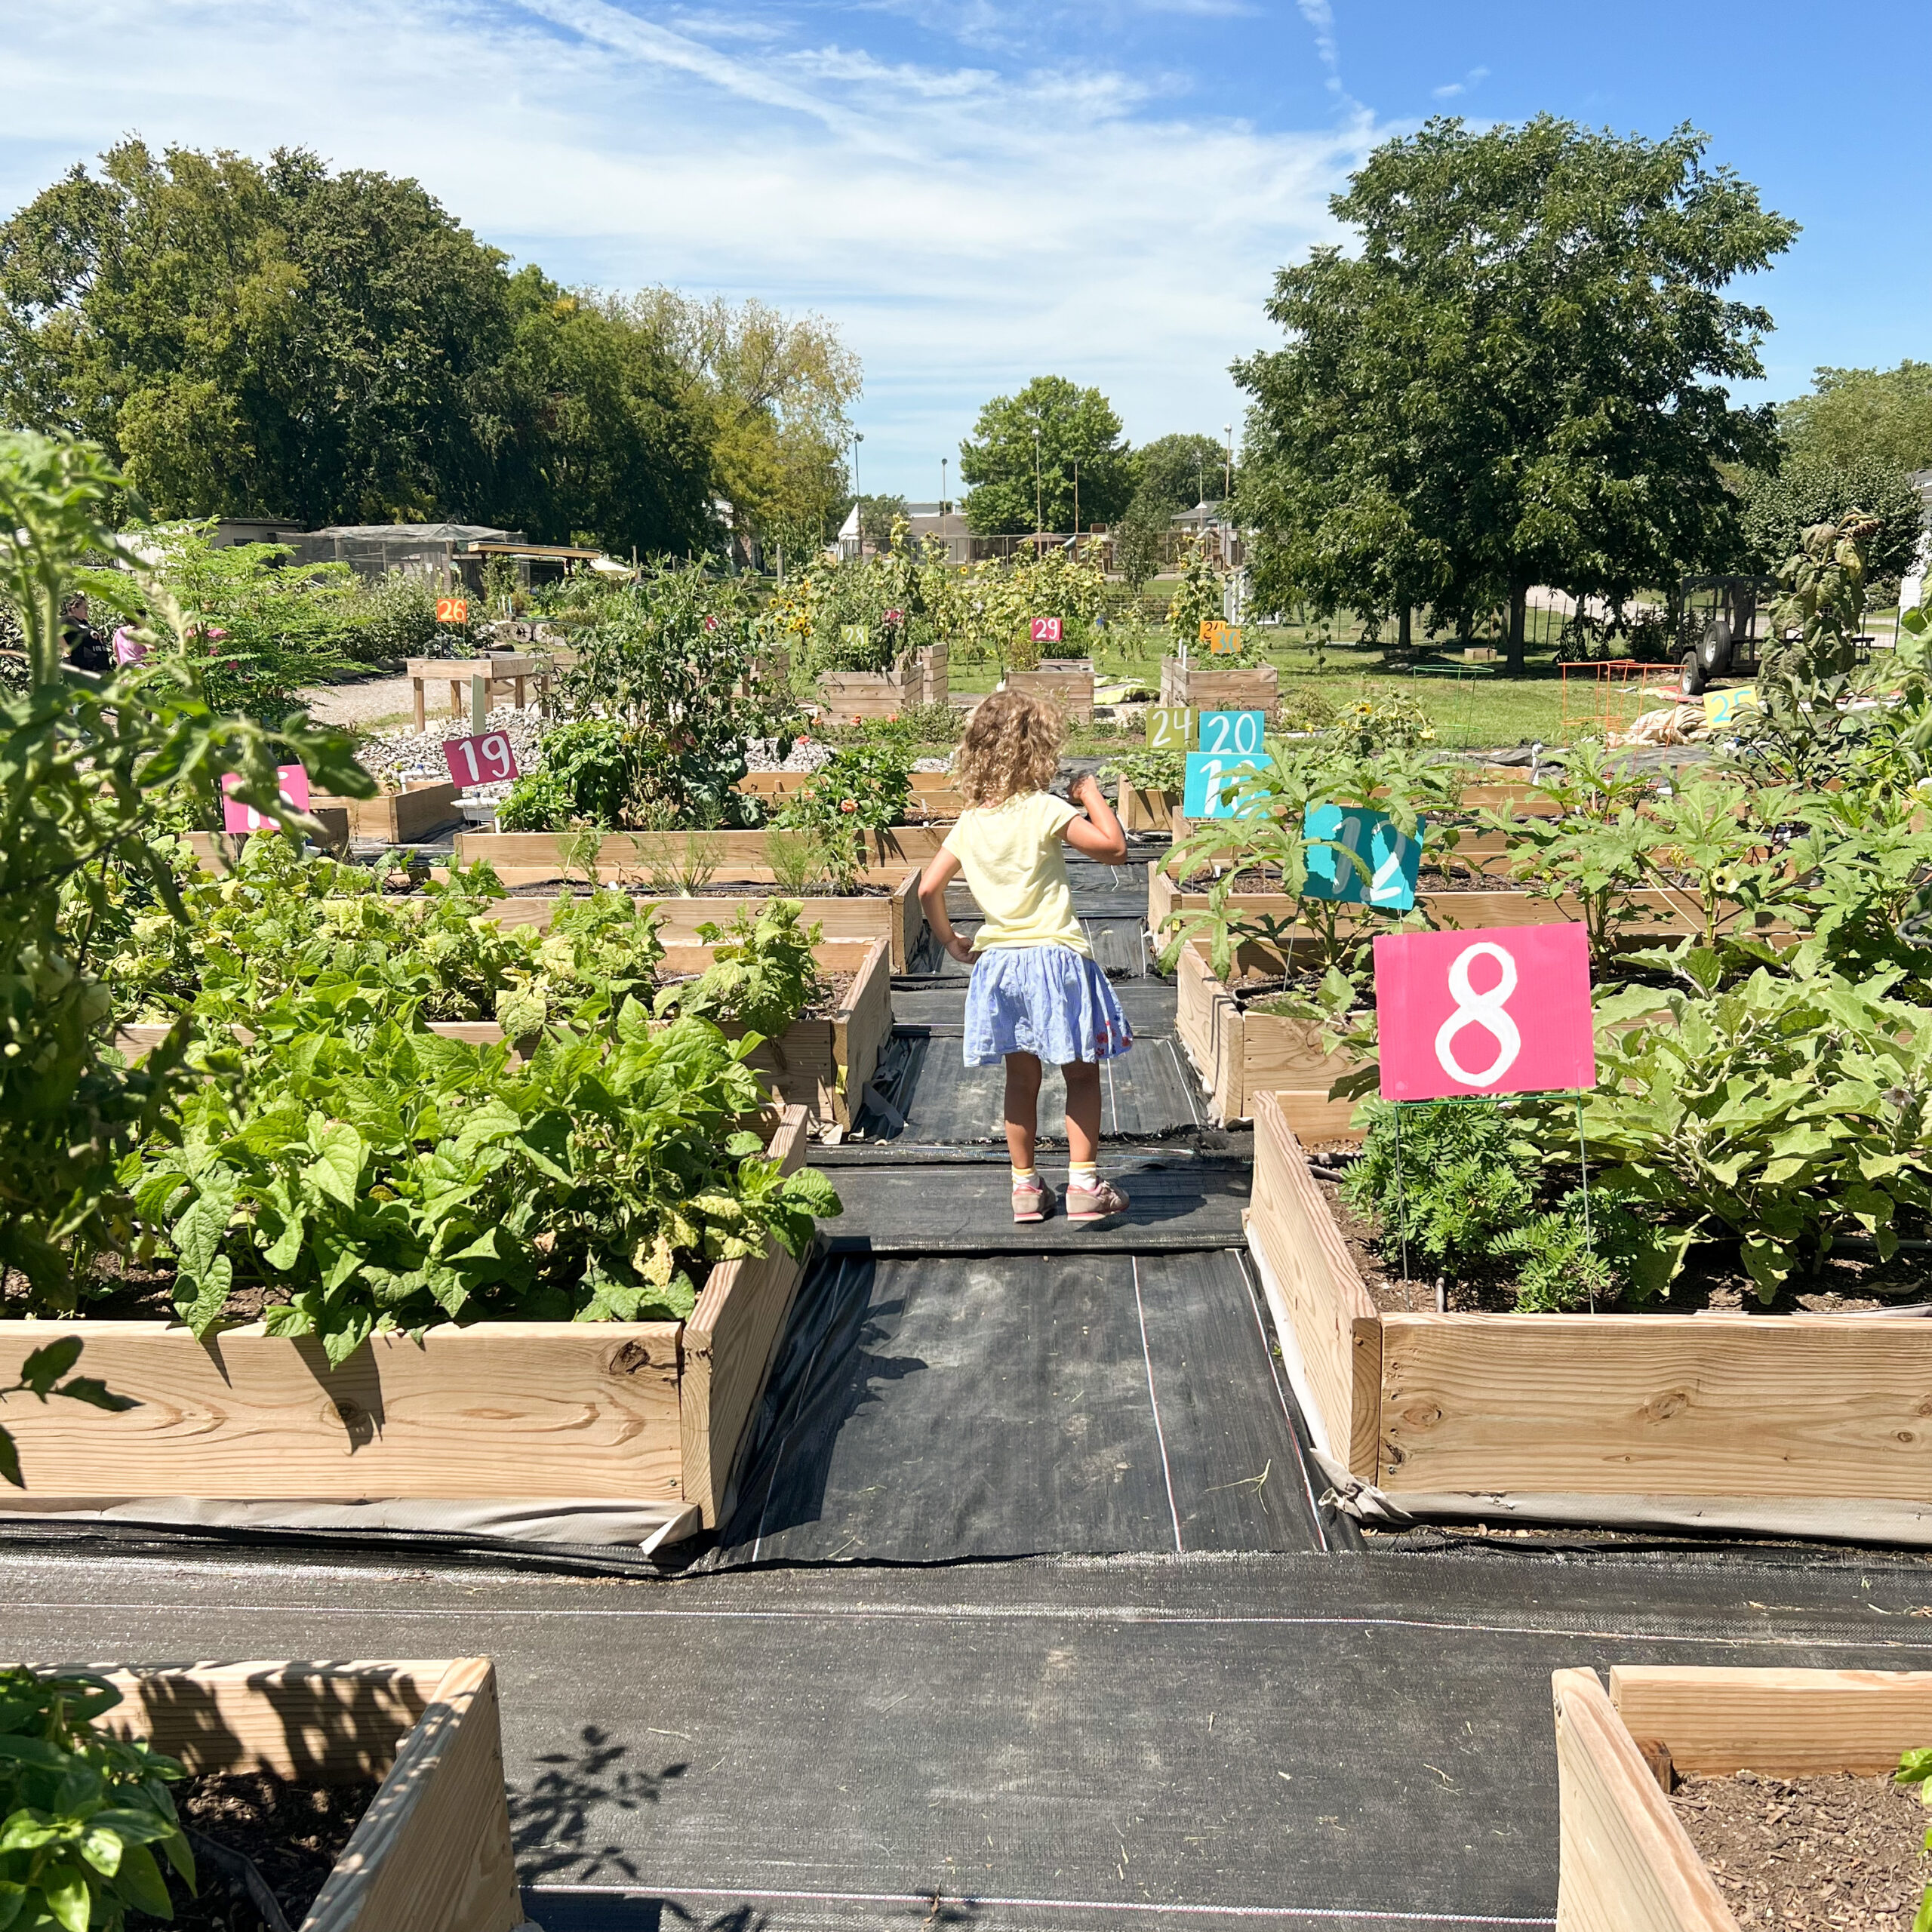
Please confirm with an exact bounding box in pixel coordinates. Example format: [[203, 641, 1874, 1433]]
[[1198, 620, 1241, 654], [435, 597, 469, 624]]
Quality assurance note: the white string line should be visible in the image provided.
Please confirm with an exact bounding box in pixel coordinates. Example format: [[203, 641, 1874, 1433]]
[[1131, 1254, 1186, 1555], [1232, 1250, 1327, 1555], [527, 1884, 1553, 1926], [5, 1601, 1923, 1651]]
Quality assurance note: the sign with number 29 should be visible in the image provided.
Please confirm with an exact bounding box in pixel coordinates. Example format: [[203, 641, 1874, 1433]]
[[1373, 924, 1595, 1101]]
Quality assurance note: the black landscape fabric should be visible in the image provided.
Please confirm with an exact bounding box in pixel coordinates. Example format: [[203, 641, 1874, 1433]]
[[703, 1250, 1324, 1566]]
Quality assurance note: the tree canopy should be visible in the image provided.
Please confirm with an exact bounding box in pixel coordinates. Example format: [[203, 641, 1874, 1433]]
[[0, 141, 856, 561], [1236, 115, 1798, 669], [958, 376, 1134, 535], [1734, 454, 1924, 590], [1777, 361, 1932, 476], [1134, 432, 1231, 513]]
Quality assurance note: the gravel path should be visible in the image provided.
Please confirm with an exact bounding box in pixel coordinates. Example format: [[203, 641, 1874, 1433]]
[[298, 674, 421, 728]]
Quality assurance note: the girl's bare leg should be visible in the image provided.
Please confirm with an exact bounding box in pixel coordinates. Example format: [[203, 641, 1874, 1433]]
[[1004, 1053, 1043, 1170], [1062, 1060, 1103, 1165]]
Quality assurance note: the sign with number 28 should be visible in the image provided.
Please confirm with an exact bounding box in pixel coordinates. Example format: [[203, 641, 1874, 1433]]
[[1373, 924, 1595, 1101]]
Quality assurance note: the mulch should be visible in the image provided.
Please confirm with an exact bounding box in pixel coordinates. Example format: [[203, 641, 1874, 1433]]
[[1671, 1769, 1930, 1930], [137, 1770, 377, 1930]]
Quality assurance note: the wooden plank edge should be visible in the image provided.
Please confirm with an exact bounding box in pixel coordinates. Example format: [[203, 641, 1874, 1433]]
[[305, 1657, 522, 1932], [1552, 1668, 1736, 1932]]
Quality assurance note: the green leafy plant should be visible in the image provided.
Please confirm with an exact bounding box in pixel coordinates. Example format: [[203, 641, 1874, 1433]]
[[763, 827, 832, 894], [0, 1338, 135, 1487], [1097, 748, 1183, 792], [491, 891, 664, 1038], [124, 995, 841, 1361], [0, 1665, 194, 1930], [635, 830, 723, 898], [656, 901, 823, 1037], [0, 430, 371, 1307], [773, 741, 912, 891], [1891, 1746, 1932, 1932], [1580, 958, 1932, 1300], [496, 718, 632, 832]]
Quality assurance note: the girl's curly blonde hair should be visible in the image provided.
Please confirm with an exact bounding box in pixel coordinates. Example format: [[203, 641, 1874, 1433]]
[[955, 688, 1066, 808]]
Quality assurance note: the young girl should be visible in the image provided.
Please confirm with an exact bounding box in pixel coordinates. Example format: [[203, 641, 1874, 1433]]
[[918, 689, 1134, 1224]]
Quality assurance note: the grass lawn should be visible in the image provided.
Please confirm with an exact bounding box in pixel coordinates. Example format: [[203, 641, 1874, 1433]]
[[947, 610, 1680, 753]]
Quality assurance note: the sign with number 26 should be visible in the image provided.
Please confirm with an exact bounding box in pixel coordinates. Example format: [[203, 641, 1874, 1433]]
[[1373, 924, 1595, 1101]]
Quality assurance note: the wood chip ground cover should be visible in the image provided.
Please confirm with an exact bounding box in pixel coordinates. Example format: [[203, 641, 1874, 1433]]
[[1671, 1769, 1929, 1931]]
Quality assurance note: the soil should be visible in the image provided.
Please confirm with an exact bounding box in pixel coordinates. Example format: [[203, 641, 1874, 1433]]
[[1309, 1158, 1932, 1318], [134, 1770, 377, 1930], [1670, 1769, 1929, 1930]]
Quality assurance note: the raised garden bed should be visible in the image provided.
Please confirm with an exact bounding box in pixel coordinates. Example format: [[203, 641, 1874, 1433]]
[[1117, 780, 1179, 834], [815, 643, 947, 721], [1158, 658, 1278, 712], [454, 824, 947, 881], [480, 871, 924, 971], [0, 1106, 816, 1536], [740, 770, 965, 818], [1248, 1089, 1932, 1513], [1006, 660, 1095, 721], [312, 781, 463, 844], [92, 1657, 522, 1932], [1552, 1665, 1932, 1932]]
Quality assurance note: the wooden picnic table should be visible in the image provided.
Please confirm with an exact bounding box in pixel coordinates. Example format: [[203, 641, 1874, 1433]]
[[405, 655, 552, 732]]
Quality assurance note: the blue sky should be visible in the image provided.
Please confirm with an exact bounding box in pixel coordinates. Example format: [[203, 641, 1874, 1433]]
[[1, 1, 1924, 498]]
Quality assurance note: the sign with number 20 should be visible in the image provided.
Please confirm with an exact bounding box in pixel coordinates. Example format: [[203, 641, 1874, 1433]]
[[1373, 924, 1595, 1101]]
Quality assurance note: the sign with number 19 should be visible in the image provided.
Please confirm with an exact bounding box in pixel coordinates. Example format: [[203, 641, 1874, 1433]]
[[1373, 924, 1595, 1100], [443, 732, 520, 787]]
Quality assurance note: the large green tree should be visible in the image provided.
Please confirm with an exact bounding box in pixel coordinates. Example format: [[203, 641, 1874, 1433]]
[[958, 376, 1134, 535], [1236, 117, 1798, 669], [1779, 361, 1932, 475], [0, 140, 717, 554], [1134, 432, 1232, 513]]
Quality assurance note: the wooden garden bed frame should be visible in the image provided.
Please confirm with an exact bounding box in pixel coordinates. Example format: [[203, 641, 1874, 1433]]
[[1006, 660, 1096, 721], [312, 783, 464, 845], [1248, 1090, 1932, 1505], [453, 824, 946, 881], [0, 1107, 815, 1533], [814, 643, 948, 721], [1158, 659, 1278, 712], [472, 871, 924, 971], [1117, 781, 1179, 834], [385, 938, 891, 1131], [739, 770, 964, 818], [1552, 1665, 1932, 1932], [87, 1658, 523, 1932]]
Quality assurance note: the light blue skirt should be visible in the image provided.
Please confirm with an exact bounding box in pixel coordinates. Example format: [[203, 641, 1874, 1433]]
[[962, 944, 1134, 1068]]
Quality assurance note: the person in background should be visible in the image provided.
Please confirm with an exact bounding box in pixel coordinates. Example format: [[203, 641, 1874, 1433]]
[[60, 593, 110, 672], [917, 689, 1133, 1225]]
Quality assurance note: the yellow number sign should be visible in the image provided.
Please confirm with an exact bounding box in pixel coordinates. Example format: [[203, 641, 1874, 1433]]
[[1147, 706, 1192, 750]]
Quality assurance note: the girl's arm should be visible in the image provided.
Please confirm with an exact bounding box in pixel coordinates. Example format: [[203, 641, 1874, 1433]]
[[918, 848, 975, 962], [1063, 773, 1128, 863]]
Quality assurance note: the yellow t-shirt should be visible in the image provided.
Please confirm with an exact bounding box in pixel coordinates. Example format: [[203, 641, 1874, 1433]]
[[942, 791, 1090, 956]]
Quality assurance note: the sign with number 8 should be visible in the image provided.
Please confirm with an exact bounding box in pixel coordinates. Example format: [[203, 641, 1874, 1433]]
[[1372, 924, 1595, 1101]]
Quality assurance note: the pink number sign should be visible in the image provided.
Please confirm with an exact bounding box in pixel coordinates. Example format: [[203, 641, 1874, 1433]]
[[443, 732, 521, 787], [220, 764, 310, 833], [1373, 924, 1595, 1101], [1030, 617, 1063, 645]]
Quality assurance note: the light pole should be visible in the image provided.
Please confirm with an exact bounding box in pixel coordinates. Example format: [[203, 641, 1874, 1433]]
[[1223, 425, 1233, 501], [940, 456, 948, 518], [1032, 423, 1042, 536], [1072, 460, 1080, 542], [850, 430, 863, 555]]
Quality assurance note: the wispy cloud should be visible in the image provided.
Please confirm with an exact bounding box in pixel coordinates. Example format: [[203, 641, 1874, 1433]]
[[1432, 64, 1489, 100], [0, 0, 1385, 487], [1295, 0, 1340, 94]]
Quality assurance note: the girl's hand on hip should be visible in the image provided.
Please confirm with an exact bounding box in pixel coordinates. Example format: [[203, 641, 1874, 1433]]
[[945, 934, 977, 964]]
